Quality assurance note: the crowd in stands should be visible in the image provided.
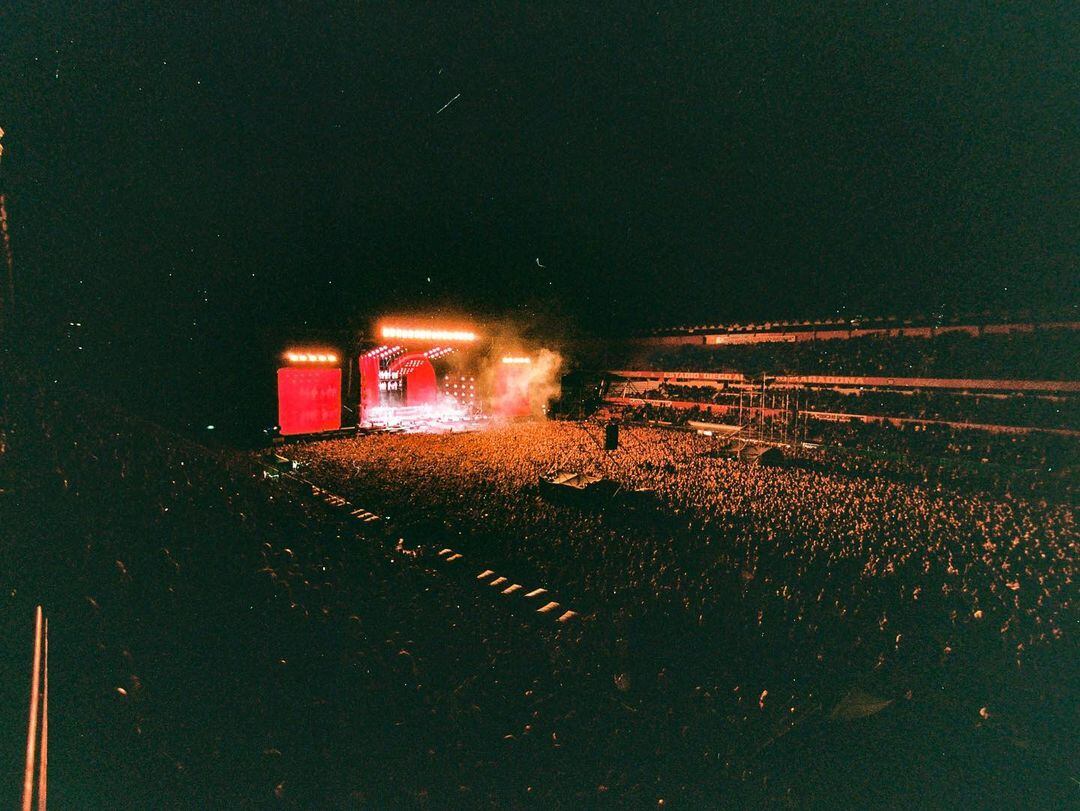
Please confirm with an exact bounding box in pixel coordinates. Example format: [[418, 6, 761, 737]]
[[616, 382, 1080, 430], [804, 388, 1079, 428], [614, 401, 712, 426], [620, 330, 1080, 380], [2, 371, 1076, 806]]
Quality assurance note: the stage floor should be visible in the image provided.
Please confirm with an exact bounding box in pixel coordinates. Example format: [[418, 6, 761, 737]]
[[361, 405, 489, 435]]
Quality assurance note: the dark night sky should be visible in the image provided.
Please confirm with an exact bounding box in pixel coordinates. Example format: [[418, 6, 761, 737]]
[[2, 3, 1077, 375]]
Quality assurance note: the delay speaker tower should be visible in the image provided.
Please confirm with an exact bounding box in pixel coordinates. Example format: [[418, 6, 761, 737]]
[[604, 421, 619, 451]]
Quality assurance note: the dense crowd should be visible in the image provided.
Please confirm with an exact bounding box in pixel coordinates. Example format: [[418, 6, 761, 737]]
[[809, 420, 1078, 478], [2, 372, 1076, 806], [610, 400, 1078, 498], [292, 420, 1077, 805], [614, 329, 1080, 380], [0, 378, 607, 806], [294, 422, 1075, 653]]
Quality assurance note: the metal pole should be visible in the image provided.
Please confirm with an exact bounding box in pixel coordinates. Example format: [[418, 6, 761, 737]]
[[37, 618, 48, 811], [22, 606, 42, 811]]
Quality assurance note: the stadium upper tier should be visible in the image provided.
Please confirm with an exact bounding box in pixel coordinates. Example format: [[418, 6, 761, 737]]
[[643, 313, 1078, 339], [605, 327, 1080, 381]]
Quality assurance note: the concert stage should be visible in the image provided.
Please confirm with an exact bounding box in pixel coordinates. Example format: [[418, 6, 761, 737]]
[[275, 319, 559, 439]]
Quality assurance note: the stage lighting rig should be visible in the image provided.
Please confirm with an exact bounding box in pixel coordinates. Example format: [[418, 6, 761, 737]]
[[285, 350, 339, 364], [424, 346, 455, 360]]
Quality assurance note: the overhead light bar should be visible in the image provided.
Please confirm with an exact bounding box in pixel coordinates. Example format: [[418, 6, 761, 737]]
[[381, 326, 478, 342], [501, 356, 532, 364], [285, 350, 339, 364]]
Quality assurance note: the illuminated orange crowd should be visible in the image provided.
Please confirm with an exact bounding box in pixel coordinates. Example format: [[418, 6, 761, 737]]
[[294, 421, 1074, 660]]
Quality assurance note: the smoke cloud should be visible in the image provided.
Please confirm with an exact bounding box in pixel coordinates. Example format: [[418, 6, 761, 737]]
[[480, 345, 563, 419]]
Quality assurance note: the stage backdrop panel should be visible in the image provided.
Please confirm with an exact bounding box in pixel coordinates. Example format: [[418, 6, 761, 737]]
[[388, 354, 438, 407], [405, 360, 437, 406], [278, 367, 342, 435]]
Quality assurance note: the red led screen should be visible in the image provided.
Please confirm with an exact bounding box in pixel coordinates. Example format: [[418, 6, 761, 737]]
[[277, 367, 342, 435], [359, 355, 381, 418]]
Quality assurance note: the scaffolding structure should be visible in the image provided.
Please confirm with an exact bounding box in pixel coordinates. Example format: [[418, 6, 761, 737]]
[[733, 375, 805, 447], [0, 125, 14, 340]]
